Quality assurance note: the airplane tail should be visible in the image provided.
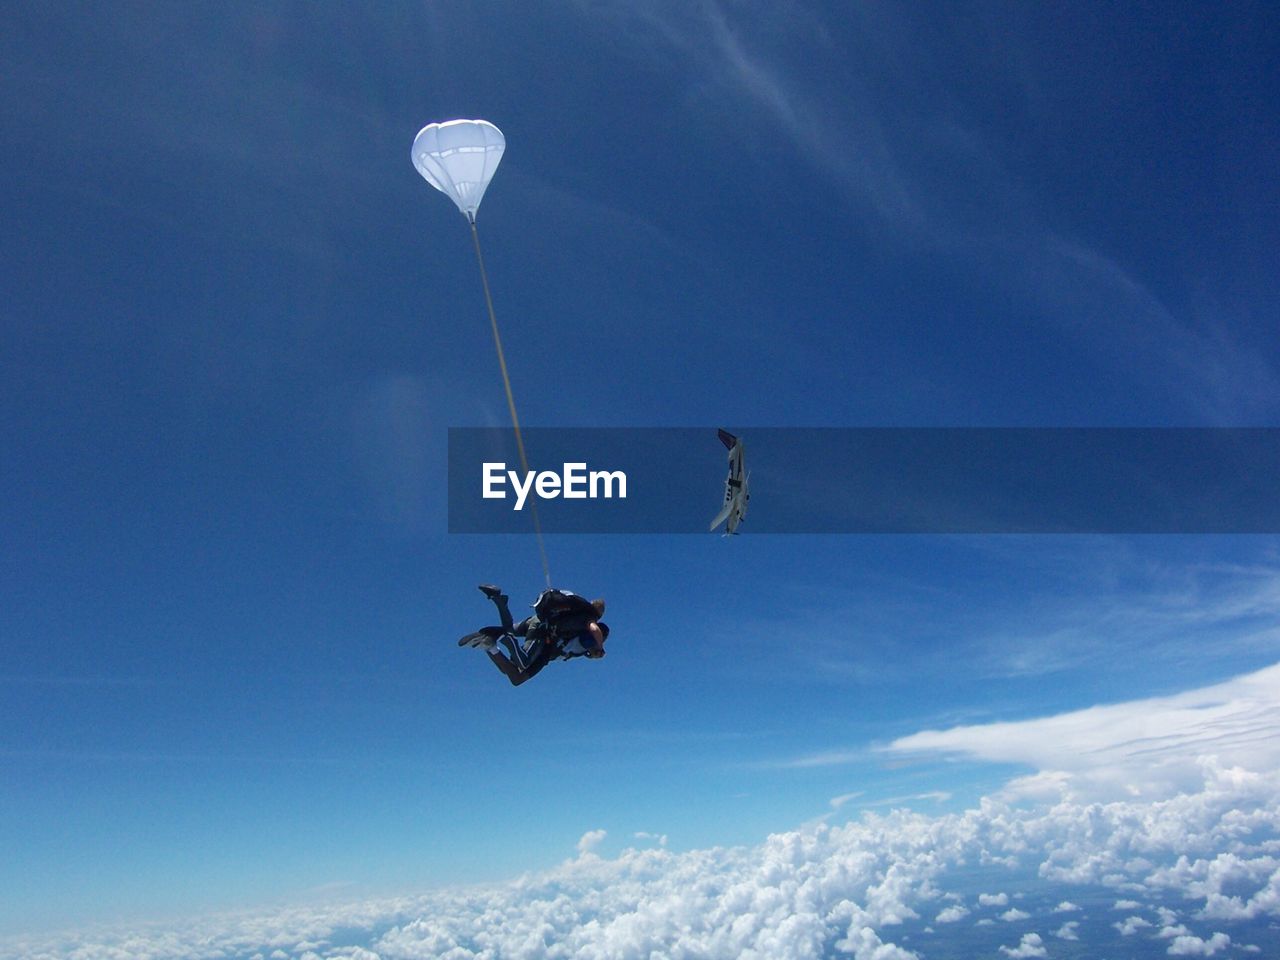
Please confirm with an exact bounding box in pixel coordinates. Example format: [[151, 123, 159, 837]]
[[717, 428, 737, 451]]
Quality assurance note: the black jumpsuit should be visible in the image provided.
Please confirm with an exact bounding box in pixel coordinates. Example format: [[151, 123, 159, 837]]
[[484, 588, 602, 686]]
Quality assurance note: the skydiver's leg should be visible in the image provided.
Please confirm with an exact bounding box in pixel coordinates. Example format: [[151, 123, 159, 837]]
[[487, 649, 525, 684], [495, 632, 544, 670], [475, 590, 551, 686], [515, 649, 552, 684], [479, 584, 517, 634], [487, 646, 552, 686]]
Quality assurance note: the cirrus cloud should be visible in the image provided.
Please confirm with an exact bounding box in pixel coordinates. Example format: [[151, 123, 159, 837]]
[[886, 662, 1280, 802]]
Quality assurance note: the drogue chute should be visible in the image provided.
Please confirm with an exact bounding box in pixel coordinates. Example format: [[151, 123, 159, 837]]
[[411, 119, 505, 222], [410, 118, 550, 586]]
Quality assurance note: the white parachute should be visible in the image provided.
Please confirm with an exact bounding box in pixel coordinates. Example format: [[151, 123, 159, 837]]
[[411, 117, 551, 585], [411, 119, 505, 222]]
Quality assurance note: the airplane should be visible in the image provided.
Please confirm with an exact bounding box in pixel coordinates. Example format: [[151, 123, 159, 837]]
[[709, 428, 749, 534]]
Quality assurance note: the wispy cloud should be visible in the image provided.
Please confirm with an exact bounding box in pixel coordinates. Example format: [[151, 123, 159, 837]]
[[773, 747, 870, 769], [886, 661, 1280, 801], [1026, 235, 1280, 422], [739, 544, 1280, 713], [937, 546, 1280, 681], [848, 791, 952, 810], [576, 0, 1279, 421], [696, 2, 921, 229]]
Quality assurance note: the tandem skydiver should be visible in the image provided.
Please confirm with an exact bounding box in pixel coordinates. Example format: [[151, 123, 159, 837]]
[[459, 584, 609, 686]]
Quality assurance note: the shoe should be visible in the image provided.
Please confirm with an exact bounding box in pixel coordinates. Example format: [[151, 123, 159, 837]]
[[458, 628, 500, 650], [478, 584, 504, 600]]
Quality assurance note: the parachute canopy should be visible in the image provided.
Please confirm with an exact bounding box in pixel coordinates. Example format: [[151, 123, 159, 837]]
[[411, 119, 505, 221]]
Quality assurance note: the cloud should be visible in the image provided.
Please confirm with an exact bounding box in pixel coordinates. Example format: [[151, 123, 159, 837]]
[[576, 2, 1280, 422], [1052, 901, 1080, 912], [935, 904, 969, 923], [827, 791, 952, 811], [1167, 932, 1232, 956], [1115, 915, 1154, 936], [698, 3, 923, 232], [1029, 236, 1280, 422], [1053, 920, 1080, 940], [999, 932, 1047, 958], [909, 548, 1280, 686], [1145, 849, 1280, 920], [861, 792, 952, 809], [776, 748, 868, 769], [886, 661, 1280, 802], [576, 829, 607, 856], [1000, 908, 1031, 922], [10, 734, 1280, 958]]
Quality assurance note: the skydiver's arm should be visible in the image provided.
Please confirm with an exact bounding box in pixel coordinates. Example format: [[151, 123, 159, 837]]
[[584, 622, 606, 659]]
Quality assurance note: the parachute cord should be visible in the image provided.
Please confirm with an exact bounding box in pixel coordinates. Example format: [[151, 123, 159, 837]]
[[469, 218, 553, 589]]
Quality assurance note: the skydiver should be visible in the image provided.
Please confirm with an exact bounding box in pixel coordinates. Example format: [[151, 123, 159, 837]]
[[458, 584, 609, 686]]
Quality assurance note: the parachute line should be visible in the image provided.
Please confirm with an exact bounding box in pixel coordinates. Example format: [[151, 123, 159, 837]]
[[469, 220, 553, 589]]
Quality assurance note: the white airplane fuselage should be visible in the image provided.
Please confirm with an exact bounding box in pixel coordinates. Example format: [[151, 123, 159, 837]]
[[710, 430, 749, 534]]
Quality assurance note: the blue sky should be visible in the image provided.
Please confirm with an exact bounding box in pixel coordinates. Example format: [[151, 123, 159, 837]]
[[3, 1, 1280, 954]]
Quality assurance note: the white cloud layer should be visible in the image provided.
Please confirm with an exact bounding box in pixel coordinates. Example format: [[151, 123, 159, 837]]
[[10, 664, 1280, 959], [8, 762, 1278, 960]]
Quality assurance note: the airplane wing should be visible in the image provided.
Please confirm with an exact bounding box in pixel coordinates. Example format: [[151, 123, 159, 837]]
[[709, 499, 733, 532]]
